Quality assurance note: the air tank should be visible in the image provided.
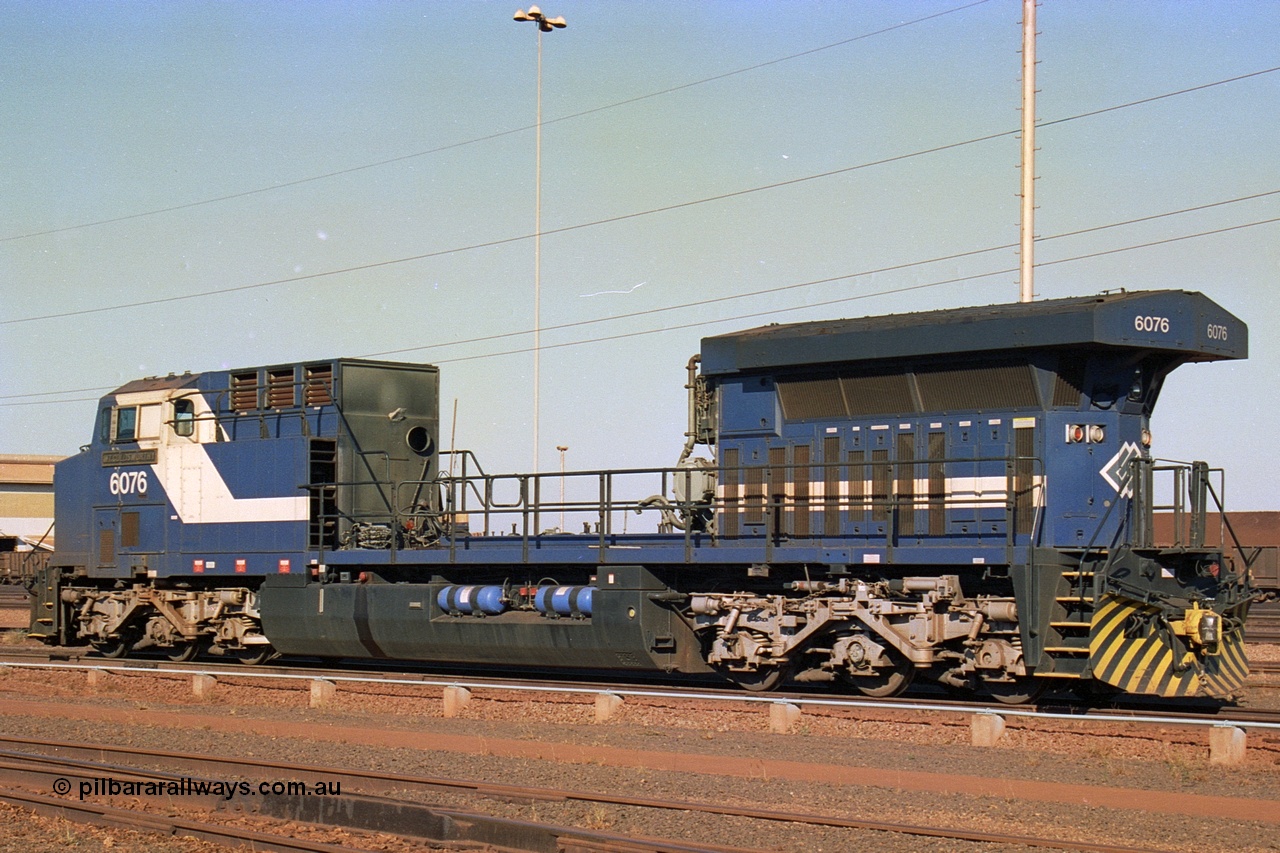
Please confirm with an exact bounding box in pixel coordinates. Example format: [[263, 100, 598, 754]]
[[533, 585, 594, 617], [436, 585, 507, 615]]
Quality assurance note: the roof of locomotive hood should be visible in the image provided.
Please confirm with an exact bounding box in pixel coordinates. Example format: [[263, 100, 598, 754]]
[[699, 290, 1247, 376], [110, 372, 201, 396], [103, 357, 440, 399]]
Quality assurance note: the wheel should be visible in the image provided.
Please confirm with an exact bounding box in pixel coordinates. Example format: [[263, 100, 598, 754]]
[[166, 642, 200, 662], [984, 676, 1047, 705], [234, 646, 274, 666], [843, 654, 916, 698], [718, 664, 789, 692], [94, 636, 133, 659]]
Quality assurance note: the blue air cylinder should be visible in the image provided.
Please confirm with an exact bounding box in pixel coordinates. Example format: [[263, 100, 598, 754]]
[[437, 585, 507, 615], [533, 585, 594, 617]]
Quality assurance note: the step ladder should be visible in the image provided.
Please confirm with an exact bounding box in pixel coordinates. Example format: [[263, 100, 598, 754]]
[[1039, 568, 1095, 678]]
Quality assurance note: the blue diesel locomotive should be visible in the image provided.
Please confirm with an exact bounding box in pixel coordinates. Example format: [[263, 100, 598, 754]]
[[31, 290, 1252, 701]]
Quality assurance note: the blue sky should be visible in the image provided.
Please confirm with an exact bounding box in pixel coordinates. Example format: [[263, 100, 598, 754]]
[[1, 1, 1277, 508]]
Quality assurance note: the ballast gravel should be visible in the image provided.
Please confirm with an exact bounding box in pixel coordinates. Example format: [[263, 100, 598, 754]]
[[0, 639, 1276, 853]]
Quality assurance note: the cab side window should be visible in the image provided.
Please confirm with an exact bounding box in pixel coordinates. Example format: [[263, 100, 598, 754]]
[[115, 406, 138, 442], [173, 399, 195, 437]]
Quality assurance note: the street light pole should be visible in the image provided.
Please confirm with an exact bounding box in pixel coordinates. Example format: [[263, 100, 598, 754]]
[[1019, 0, 1037, 303], [513, 7, 566, 473]]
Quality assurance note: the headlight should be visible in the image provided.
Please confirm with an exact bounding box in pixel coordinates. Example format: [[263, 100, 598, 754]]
[[1199, 612, 1221, 646]]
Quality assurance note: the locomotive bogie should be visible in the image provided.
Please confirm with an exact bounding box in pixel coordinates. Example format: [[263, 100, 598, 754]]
[[57, 582, 267, 659], [688, 574, 1028, 693]]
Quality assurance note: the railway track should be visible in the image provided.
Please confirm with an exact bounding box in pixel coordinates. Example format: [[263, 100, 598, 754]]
[[1251, 659, 1280, 676], [0, 588, 29, 614], [0, 735, 1185, 853], [1248, 611, 1280, 644], [3, 648, 1279, 736], [1, 653, 1276, 851], [2, 787, 369, 853]]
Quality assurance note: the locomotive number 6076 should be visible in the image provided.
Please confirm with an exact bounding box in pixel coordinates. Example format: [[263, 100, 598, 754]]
[[108, 470, 148, 496]]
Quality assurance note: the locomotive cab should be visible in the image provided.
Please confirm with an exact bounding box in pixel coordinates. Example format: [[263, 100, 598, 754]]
[[31, 359, 439, 660]]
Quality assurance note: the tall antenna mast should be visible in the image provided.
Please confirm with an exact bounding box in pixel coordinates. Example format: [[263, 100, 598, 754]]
[[1019, 0, 1037, 303]]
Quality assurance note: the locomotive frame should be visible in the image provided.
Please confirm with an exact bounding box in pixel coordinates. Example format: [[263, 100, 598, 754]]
[[31, 290, 1253, 701]]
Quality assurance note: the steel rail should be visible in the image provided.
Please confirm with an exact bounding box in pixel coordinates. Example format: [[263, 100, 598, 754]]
[[3, 655, 1279, 732], [0, 736, 1181, 853], [0, 749, 774, 853], [0, 787, 373, 853]]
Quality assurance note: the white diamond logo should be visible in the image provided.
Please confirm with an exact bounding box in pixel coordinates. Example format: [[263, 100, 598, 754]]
[[1100, 441, 1143, 497]]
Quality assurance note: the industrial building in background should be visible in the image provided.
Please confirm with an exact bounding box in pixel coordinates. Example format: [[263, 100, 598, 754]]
[[0, 454, 60, 583]]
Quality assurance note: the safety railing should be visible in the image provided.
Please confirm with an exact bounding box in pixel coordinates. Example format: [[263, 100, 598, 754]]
[[308, 451, 1045, 567], [1131, 458, 1221, 551]]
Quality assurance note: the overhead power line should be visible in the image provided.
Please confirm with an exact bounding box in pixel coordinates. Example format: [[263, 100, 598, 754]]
[[5, 62, 1277, 331], [1037, 65, 1280, 128], [354, 189, 1280, 360], [4, 206, 1275, 409], [1, 187, 1273, 393], [0, 125, 1016, 328], [380, 215, 1280, 366], [0, 0, 993, 245]]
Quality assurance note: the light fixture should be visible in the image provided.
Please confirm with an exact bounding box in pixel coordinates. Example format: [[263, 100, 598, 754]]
[[514, 7, 566, 31]]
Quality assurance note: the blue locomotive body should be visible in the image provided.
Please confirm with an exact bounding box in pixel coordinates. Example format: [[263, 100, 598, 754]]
[[34, 360, 438, 661], [703, 289, 1241, 555], [32, 291, 1253, 699]]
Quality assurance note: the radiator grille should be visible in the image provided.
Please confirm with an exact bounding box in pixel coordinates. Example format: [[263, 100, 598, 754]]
[[928, 432, 946, 536], [776, 358, 1046, 421], [721, 448, 739, 537], [896, 432, 916, 534], [98, 529, 114, 567], [267, 368, 296, 408], [304, 364, 334, 406], [847, 449, 867, 520], [915, 362, 1039, 410], [744, 465, 765, 525], [120, 512, 139, 548], [841, 373, 915, 417], [823, 437, 841, 536], [777, 376, 845, 420], [792, 444, 810, 537], [230, 372, 258, 411], [871, 449, 890, 522], [1052, 356, 1087, 407], [1014, 425, 1037, 534]]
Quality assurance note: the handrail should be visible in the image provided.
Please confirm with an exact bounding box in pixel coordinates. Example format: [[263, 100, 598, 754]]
[[1135, 457, 1230, 552], [316, 451, 1048, 567]]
